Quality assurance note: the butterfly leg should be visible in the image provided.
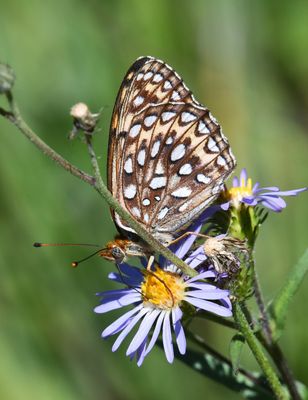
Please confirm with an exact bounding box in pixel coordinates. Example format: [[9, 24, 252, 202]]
[[168, 231, 210, 247], [146, 255, 155, 271]]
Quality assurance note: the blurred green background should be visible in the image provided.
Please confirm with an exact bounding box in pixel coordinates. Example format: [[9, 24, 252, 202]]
[[0, 1, 307, 399]]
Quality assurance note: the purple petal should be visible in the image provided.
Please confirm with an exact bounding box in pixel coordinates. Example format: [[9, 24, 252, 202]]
[[162, 311, 174, 363], [185, 246, 207, 269], [185, 289, 230, 300], [255, 186, 280, 193], [232, 176, 239, 187], [94, 292, 141, 313], [187, 297, 233, 317], [144, 311, 165, 356], [111, 307, 149, 352], [240, 168, 248, 185], [242, 196, 258, 206], [252, 182, 260, 193], [96, 288, 135, 297], [136, 338, 148, 367], [186, 270, 216, 283], [220, 201, 230, 211], [126, 309, 160, 355], [187, 282, 217, 290], [102, 304, 143, 337], [260, 196, 286, 212], [261, 188, 307, 197], [172, 308, 186, 355]]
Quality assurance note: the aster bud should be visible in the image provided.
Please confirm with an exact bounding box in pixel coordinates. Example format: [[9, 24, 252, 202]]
[[0, 63, 15, 94], [69, 102, 100, 139]]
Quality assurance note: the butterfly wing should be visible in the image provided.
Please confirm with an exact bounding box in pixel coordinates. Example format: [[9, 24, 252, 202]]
[[108, 56, 236, 242]]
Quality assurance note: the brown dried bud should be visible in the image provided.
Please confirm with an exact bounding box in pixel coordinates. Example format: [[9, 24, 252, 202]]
[[69, 102, 100, 138], [0, 63, 15, 94]]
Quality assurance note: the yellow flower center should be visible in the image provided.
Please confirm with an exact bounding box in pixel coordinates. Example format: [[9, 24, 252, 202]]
[[141, 268, 186, 309], [226, 177, 253, 207]]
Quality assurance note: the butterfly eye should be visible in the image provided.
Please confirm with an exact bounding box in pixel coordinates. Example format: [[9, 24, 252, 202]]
[[111, 246, 125, 261]]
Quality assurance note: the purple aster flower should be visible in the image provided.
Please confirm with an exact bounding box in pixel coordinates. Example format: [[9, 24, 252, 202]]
[[94, 226, 232, 366], [221, 168, 307, 212]]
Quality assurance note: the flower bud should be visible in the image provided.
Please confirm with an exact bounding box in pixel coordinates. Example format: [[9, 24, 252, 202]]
[[0, 63, 15, 94], [69, 102, 100, 139]]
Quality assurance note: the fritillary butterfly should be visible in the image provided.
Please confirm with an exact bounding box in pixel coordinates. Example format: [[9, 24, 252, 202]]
[[100, 56, 236, 262]]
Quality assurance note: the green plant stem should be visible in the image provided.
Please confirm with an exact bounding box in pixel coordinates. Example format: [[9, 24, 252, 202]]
[[85, 135, 197, 277], [252, 263, 273, 344], [251, 263, 301, 400], [233, 302, 287, 400]]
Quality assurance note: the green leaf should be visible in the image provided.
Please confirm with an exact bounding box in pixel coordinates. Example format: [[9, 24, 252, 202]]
[[229, 333, 245, 375], [268, 248, 308, 339], [177, 345, 274, 399]]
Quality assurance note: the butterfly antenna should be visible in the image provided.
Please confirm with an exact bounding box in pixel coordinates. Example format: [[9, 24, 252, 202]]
[[71, 248, 106, 267], [34, 242, 100, 248]]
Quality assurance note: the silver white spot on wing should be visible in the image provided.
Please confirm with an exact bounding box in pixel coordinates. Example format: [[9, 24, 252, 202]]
[[207, 137, 219, 152], [166, 136, 174, 145], [137, 149, 146, 166], [151, 140, 160, 158], [149, 176, 167, 189], [157, 207, 169, 220], [154, 195, 161, 201], [144, 115, 158, 128], [196, 174, 211, 184], [171, 144, 186, 162], [171, 187, 192, 198], [198, 120, 210, 134], [143, 71, 154, 80], [133, 96, 144, 107], [124, 157, 133, 174], [162, 111, 176, 122], [181, 112, 197, 123], [179, 163, 192, 176], [217, 156, 227, 166], [163, 80, 172, 90], [129, 124, 141, 138], [142, 198, 151, 206], [144, 213, 149, 223], [124, 184, 137, 199], [171, 90, 181, 101], [136, 73, 144, 81], [153, 73, 163, 83]]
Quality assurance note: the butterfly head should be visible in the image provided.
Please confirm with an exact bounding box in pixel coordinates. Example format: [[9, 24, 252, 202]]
[[99, 237, 148, 263]]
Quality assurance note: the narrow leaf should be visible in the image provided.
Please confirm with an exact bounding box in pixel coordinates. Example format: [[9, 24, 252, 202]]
[[229, 333, 245, 375], [177, 345, 274, 399], [268, 248, 308, 338]]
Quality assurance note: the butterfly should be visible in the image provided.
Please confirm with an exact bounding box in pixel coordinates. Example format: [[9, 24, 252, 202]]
[[100, 56, 236, 263]]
